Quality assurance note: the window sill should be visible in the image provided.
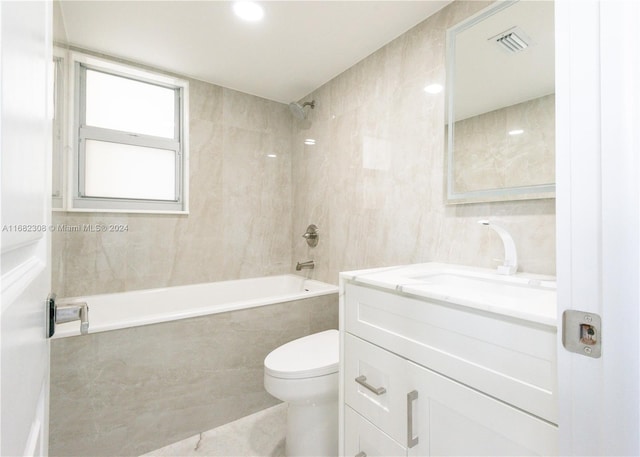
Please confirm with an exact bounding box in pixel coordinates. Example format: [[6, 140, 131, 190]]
[[55, 207, 189, 216]]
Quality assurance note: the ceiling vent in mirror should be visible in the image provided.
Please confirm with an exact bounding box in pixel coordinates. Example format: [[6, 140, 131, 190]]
[[490, 27, 530, 53]]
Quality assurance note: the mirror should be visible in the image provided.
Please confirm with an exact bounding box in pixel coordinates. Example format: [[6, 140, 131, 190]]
[[446, 0, 555, 204]]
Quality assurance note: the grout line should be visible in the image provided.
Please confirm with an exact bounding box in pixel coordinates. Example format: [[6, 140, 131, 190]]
[[194, 433, 204, 452]]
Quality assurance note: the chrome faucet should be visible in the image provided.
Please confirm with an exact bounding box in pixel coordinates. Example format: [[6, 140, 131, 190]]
[[478, 220, 518, 275], [296, 260, 315, 271]]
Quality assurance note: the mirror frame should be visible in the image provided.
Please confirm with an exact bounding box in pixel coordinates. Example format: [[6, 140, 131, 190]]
[[445, 0, 555, 204]]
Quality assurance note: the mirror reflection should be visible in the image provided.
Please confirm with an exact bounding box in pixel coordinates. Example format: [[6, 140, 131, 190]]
[[447, 0, 555, 203]]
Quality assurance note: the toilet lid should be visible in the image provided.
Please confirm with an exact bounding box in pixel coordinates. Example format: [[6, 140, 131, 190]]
[[264, 329, 339, 379]]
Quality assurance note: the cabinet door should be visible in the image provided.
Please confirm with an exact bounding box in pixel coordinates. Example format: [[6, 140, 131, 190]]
[[406, 361, 558, 456], [344, 406, 406, 457]]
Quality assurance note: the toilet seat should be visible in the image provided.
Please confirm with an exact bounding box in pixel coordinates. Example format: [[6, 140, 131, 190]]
[[264, 329, 338, 379]]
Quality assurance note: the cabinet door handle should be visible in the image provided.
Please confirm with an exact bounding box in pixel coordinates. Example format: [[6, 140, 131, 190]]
[[407, 390, 419, 448], [355, 452, 367, 457], [355, 375, 387, 395]]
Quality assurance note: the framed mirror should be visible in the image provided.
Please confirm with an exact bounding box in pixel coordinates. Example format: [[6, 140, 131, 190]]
[[446, 0, 555, 204]]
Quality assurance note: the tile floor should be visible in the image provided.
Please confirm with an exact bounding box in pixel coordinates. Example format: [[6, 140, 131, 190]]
[[142, 403, 287, 457]]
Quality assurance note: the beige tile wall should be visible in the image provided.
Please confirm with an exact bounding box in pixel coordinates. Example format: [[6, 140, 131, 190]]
[[291, 0, 556, 283], [53, 79, 294, 297], [54, 1, 556, 297], [48, 2, 558, 456]]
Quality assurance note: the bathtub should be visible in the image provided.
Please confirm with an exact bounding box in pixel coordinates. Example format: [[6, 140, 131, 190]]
[[49, 274, 338, 457], [53, 274, 337, 338]]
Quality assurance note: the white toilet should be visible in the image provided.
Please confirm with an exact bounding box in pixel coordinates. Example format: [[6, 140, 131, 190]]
[[264, 329, 339, 457]]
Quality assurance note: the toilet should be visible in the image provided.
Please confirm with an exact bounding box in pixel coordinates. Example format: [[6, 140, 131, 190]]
[[264, 329, 339, 457]]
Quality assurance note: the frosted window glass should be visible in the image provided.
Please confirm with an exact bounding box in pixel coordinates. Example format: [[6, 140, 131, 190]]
[[85, 69, 175, 138], [85, 140, 176, 201]]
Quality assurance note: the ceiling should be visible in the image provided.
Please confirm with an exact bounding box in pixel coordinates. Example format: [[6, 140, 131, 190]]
[[56, 1, 451, 104]]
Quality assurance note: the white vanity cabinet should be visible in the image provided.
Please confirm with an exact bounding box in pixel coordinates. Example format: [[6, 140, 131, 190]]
[[339, 264, 558, 457]]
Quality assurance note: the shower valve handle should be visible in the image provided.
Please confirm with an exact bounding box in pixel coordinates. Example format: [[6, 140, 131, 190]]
[[302, 224, 319, 247]]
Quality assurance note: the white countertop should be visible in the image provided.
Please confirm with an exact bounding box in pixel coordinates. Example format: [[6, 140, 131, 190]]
[[340, 263, 557, 327]]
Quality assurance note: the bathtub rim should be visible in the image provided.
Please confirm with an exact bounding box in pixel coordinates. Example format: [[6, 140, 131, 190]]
[[52, 274, 338, 339]]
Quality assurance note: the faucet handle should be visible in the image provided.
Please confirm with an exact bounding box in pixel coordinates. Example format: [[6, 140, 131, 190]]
[[302, 224, 319, 247]]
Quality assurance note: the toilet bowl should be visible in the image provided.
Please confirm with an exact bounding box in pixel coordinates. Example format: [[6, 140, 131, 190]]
[[264, 329, 339, 457]]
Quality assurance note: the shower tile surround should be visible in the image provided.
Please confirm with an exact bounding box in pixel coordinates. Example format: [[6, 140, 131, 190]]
[[50, 0, 556, 456], [52, 76, 295, 297]]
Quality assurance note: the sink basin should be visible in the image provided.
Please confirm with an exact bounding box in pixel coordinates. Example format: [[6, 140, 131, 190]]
[[408, 271, 556, 290]]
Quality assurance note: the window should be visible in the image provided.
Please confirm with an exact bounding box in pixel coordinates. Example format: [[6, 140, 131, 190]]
[[69, 52, 188, 213]]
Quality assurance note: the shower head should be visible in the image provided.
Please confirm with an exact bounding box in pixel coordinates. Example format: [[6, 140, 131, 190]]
[[288, 100, 315, 119]]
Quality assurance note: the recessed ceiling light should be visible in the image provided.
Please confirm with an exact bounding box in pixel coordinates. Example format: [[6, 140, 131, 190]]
[[233, 2, 264, 22], [509, 129, 524, 135], [304, 139, 316, 145], [424, 84, 443, 94], [266, 154, 277, 158]]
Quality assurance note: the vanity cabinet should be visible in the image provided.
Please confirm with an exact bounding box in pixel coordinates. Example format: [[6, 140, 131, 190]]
[[340, 275, 558, 457]]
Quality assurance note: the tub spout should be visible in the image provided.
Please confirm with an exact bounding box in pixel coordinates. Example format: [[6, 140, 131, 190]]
[[296, 260, 315, 271]]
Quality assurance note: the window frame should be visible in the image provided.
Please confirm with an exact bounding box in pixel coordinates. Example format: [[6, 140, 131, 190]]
[[67, 51, 189, 214], [52, 49, 65, 210]]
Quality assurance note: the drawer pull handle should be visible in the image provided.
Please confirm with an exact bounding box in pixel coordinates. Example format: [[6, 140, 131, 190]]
[[355, 375, 387, 395], [355, 453, 367, 457], [407, 390, 419, 448]]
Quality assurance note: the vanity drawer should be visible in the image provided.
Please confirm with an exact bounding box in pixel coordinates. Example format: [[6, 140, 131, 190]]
[[344, 405, 406, 457], [344, 333, 409, 446], [344, 283, 558, 423]]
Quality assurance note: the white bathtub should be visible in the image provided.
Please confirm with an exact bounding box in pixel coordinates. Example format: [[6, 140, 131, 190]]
[[50, 274, 339, 456], [54, 274, 338, 338]]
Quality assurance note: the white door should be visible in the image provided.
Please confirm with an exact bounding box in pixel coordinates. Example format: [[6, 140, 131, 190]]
[[556, 0, 640, 455], [1, 1, 53, 456]]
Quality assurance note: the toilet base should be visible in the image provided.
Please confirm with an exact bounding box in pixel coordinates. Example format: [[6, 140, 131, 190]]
[[285, 400, 338, 457]]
